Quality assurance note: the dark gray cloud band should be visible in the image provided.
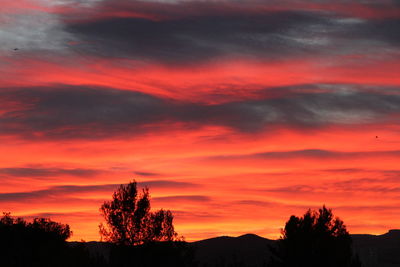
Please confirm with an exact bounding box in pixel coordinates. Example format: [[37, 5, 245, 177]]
[[66, 5, 400, 64], [0, 180, 197, 202], [67, 11, 325, 63], [0, 167, 100, 178], [1, 84, 400, 139]]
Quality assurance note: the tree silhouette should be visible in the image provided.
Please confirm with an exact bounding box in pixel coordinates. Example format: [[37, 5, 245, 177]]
[[0, 212, 108, 267], [99, 180, 178, 245], [269, 206, 362, 267], [0, 212, 75, 267]]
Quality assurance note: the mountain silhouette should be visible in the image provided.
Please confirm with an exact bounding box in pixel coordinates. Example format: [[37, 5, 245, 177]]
[[352, 230, 400, 267], [192, 234, 274, 267], [189, 230, 400, 267], [69, 230, 400, 267]]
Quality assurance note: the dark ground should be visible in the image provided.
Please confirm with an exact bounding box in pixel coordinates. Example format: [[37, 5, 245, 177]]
[[72, 229, 400, 267]]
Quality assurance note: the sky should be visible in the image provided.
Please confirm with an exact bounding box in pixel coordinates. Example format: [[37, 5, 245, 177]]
[[1, 0, 400, 242]]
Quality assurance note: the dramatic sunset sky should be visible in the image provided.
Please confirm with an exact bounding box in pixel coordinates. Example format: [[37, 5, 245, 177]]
[[1, 0, 400, 241]]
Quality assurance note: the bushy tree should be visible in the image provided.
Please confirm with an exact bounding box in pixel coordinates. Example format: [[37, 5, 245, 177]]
[[0, 212, 73, 267], [99, 180, 178, 245], [0, 212, 71, 243], [270, 206, 362, 267]]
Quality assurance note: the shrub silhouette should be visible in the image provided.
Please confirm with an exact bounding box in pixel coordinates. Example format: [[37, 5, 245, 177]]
[[99, 180, 178, 245], [269, 206, 362, 267], [0, 212, 72, 267], [0, 212, 110, 267]]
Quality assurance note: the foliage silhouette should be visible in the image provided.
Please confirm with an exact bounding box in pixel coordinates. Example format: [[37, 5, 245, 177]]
[[269, 206, 362, 267], [99, 180, 178, 245], [99, 180, 196, 266], [0, 212, 103, 267]]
